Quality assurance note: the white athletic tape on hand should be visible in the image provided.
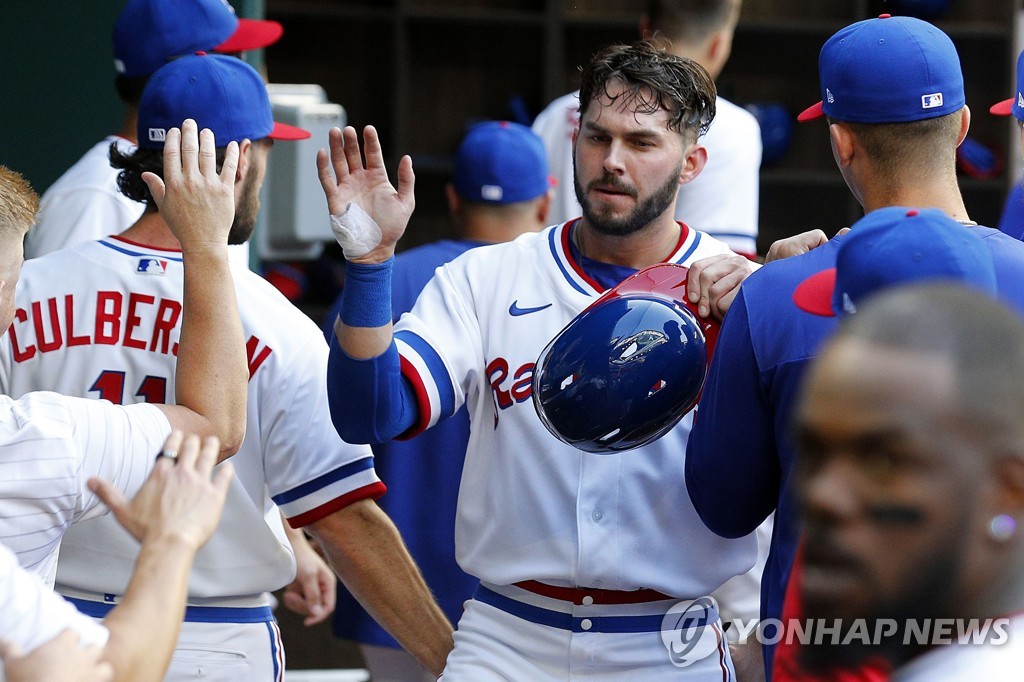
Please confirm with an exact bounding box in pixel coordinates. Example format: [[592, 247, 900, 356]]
[[330, 203, 382, 259]]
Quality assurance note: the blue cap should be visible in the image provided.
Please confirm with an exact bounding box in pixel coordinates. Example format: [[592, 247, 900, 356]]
[[137, 53, 309, 150], [990, 49, 1024, 120], [114, 0, 283, 78], [452, 121, 551, 204], [797, 15, 964, 124], [793, 206, 997, 317]]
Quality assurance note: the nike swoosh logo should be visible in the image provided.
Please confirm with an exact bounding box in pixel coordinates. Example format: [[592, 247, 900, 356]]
[[509, 301, 553, 317]]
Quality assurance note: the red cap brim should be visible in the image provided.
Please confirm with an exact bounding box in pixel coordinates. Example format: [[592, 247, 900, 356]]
[[989, 98, 1014, 116], [792, 268, 837, 316], [796, 101, 824, 122], [270, 121, 311, 141], [216, 18, 284, 53]]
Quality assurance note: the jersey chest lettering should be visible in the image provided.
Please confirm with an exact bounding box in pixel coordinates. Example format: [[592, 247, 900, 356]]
[[486, 357, 535, 423]]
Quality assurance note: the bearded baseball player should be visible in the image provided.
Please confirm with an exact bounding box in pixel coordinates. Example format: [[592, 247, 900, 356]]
[[0, 54, 452, 681], [532, 0, 762, 258], [0, 123, 246, 682], [323, 41, 759, 680]]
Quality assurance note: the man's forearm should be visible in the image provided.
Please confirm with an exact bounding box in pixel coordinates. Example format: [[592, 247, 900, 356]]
[[100, 533, 197, 682], [309, 499, 454, 676], [173, 246, 248, 459]]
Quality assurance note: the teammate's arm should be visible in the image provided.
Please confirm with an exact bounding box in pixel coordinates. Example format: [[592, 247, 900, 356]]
[[0, 628, 113, 682], [141, 120, 248, 459], [88, 431, 233, 682], [307, 498, 454, 677], [281, 519, 336, 626], [316, 126, 422, 443]]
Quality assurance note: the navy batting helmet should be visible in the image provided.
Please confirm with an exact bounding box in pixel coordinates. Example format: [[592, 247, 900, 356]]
[[532, 264, 718, 453]]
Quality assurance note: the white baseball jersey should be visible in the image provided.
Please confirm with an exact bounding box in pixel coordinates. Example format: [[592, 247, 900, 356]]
[[532, 92, 762, 256], [0, 541, 109, 680], [27, 136, 250, 267], [394, 221, 757, 597], [0, 236, 382, 602], [26, 136, 145, 260], [0, 390, 168, 585]]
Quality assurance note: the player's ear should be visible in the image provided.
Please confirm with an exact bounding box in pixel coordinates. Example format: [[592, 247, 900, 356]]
[[956, 105, 971, 148], [536, 190, 553, 225], [235, 139, 253, 184], [678, 143, 708, 186], [445, 183, 462, 220], [829, 122, 855, 168]]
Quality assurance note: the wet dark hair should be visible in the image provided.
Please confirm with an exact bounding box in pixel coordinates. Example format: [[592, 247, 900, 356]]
[[578, 41, 716, 140], [110, 142, 231, 211]]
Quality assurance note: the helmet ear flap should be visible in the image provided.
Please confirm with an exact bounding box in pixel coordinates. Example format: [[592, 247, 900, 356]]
[[532, 264, 717, 454]]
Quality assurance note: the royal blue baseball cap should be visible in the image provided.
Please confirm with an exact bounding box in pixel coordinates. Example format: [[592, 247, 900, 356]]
[[452, 121, 553, 204], [797, 15, 964, 124], [989, 49, 1024, 121], [137, 53, 309, 150], [114, 0, 284, 78], [792, 206, 996, 317]]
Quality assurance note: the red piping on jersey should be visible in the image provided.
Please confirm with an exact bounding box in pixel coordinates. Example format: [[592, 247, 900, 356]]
[[397, 355, 432, 440], [287, 481, 387, 528], [562, 220, 691, 294], [108, 234, 183, 253]]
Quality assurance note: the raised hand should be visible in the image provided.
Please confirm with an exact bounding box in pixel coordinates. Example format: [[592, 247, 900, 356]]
[[316, 125, 415, 263], [87, 431, 234, 551], [141, 119, 239, 253]]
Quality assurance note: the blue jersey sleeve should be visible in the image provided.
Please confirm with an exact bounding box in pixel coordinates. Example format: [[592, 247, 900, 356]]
[[327, 340, 419, 444], [686, 287, 781, 538]]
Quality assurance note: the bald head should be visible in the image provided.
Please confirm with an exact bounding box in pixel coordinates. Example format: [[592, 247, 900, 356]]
[[831, 284, 1024, 453]]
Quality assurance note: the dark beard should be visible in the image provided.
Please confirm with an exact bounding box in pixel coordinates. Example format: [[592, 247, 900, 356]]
[[799, 522, 966, 673], [228, 171, 260, 245], [573, 157, 682, 237]]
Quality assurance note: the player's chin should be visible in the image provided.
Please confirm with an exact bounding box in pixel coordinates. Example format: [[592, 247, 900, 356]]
[[801, 560, 872, 622]]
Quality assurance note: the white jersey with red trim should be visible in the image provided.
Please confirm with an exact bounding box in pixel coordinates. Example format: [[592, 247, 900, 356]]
[[892, 615, 1024, 681], [0, 236, 382, 600], [532, 92, 762, 256], [393, 221, 757, 597], [0, 391, 169, 585]]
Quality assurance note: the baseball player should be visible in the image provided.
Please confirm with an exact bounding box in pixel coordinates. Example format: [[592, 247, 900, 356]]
[[0, 127, 248, 587], [26, 0, 282, 264], [323, 42, 759, 680], [324, 120, 552, 682], [1, 54, 453, 681], [0, 123, 246, 681], [795, 283, 1024, 679], [532, 0, 762, 257], [684, 15, 1024, 678]]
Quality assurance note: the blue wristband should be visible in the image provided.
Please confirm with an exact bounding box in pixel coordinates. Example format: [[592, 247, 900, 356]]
[[340, 258, 393, 328]]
